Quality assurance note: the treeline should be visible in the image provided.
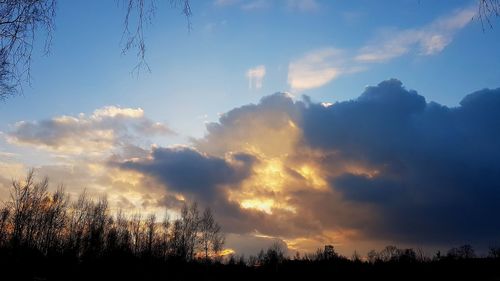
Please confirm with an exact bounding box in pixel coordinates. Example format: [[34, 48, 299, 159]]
[[226, 243, 500, 267], [1, 171, 500, 280], [0, 170, 225, 280], [222, 244, 500, 281]]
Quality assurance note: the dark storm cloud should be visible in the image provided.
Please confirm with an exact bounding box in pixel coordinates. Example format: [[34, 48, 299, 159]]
[[117, 79, 500, 249], [302, 79, 426, 165], [121, 146, 255, 200], [303, 79, 500, 244], [332, 173, 401, 204]]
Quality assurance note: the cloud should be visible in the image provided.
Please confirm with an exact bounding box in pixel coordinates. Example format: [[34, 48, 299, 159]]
[[288, 48, 348, 91], [213, 0, 240, 7], [1, 106, 175, 216], [246, 65, 266, 90], [287, 7, 474, 91], [226, 233, 290, 256], [302, 79, 500, 244], [213, 0, 268, 10], [241, 0, 269, 11], [113, 92, 372, 255], [194, 92, 302, 157], [4, 78, 500, 255], [214, 0, 318, 12], [121, 146, 255, 201], [286, 0, 319, 12], [125, 79, 500, 253], [118, 94, 330, 248], [355, 7, 475, 62], [7, 106, 172, 155]]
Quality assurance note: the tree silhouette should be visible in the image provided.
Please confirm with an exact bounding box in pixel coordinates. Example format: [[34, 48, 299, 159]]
[[478, 0, 500, 29], [0, 0, 56, 100], [199, 207, 224, 261], [447, 244, 476, 260], [1, 170, 500, 280]]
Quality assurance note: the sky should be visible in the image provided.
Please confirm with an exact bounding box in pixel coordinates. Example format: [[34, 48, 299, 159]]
[[1, 0, 500, 257]]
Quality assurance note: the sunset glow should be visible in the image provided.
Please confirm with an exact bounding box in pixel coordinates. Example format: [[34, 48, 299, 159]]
[[1, 0, 499, 261]]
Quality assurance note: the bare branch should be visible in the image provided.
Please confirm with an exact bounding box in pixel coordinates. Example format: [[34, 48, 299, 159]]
[[476, 0, 500, 30], [119, 0, 191, 75], [0, 0, 56, 99]]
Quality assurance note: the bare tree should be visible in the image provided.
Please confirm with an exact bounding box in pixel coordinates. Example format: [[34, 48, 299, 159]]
[[83, 196, 109, 258], [9, 169, 49, 247], [67, 190, 91, 256], [0, 0, 56, 99], [145, 213, 156, 255], [489, 246, 500, 259], [0, 170, 231, 266], [447, 244, 476, 259], [180, 201, 200, 260], [131, 213, 143, 254], [199, 207, 224, 261], [158, 212, 170, 257], [351, 250, 361, 262], [367, 249, 379, 263], [115, 209, 132, 253], [264, 242, 285, 266], [121, 0, 191, 73], [379, 245, 400, 262], [39, 185, 68, 254], [477, 0, 500, 30], [1, 0, 498, 101], [0, 0, 191, 100], [0, 206, 9, 246]]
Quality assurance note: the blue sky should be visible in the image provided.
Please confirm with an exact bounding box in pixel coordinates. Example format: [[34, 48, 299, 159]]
[[1, 0, 499, 141], [1, 0, 500, 256]]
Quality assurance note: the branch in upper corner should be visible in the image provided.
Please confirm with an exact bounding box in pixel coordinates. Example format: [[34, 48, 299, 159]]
[[0, 0, 57, 100], [476, 0, 500, 30], [120, 0, 192, 76]]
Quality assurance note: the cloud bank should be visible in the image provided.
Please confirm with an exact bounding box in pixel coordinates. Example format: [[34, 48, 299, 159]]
[[1, 106, 173, 218], [8, 106, 171, 155], [302, 79, 500, 244], [3, 80, 500, 255], [121, 79, 500, 253]]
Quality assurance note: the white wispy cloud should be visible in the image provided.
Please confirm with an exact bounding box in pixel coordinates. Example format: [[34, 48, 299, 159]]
[[286, 0, 319, 12], [246, 65, 266, 90], [288, 48, 363, 91], [241, 0, 269, 11], [288, 7, 475, 91], [214, 0, 319, 12], [355, 7, 475, 63], [213, 0, 240, 7]]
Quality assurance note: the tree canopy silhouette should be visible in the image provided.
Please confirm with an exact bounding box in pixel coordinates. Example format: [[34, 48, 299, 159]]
[[0, 170, 500, 280], [0, 0, 56, 100]]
